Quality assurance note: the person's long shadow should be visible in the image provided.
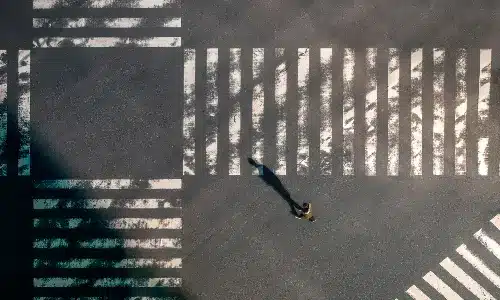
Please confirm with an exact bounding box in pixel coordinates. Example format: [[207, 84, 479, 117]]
[[247, 157, 303, 217]]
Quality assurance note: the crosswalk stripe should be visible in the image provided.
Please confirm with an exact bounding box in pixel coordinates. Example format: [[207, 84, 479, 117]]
[[365, 48, 377, 176], [252, 48, 265, 175], [206, 48, 218, 175], [456, 244, 500, 289], [433, 48, 446, 175], [455, 49, 468, 175], [33, 258, 182, 268], [34, 37, 182, 48], [32, 17, 181, 28], [478, 49, 492, 176], [490, 214, 500, 230], [474, 229, 500, 261], [275, 48, 287, 175], [411, 49, 423, 176], [423, 271, 463, 299], [387, 48, 400, 176], [440, 257, 496, 300], [0, 50, 6, 176], [33, 0, 176, 9], [297, 48, 310, 174], [34, 179, 182, 189], [406, 285, 432, 300], [33, 277, 181, 287], [343, 48, 356, 175], [183, 49, 196, 175], [33, 238, 181, 249], [33, 218, 182, 229], [320, 48, 333, 175], [18, 50, 30, 176], [229, 48, 242, 175], [33, 198, 181, 209]]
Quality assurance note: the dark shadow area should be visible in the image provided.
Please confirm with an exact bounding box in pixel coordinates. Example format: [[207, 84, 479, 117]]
[[247, 157, 304, 217]]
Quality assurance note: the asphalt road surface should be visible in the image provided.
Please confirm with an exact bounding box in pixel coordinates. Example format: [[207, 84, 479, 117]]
[[1, 1, 500, 299]]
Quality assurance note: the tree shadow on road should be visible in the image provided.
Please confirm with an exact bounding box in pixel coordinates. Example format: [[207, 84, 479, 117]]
[[247, 157, 304, 217]]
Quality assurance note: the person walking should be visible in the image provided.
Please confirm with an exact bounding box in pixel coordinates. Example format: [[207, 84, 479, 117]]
[[295, 202, 316, 222]]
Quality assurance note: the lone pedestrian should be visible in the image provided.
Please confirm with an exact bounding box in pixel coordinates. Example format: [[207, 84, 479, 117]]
[[295, 202, 316, 222]]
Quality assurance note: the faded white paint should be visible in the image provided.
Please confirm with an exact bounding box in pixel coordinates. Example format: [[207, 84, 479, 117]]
[[456, 244, 500, 289], [33, 0, 176, 9], [0, 50, 6, 176], [406, 285, 431, 300], [440, 257, 496, 300], [206, 48, 218, 175], [229, 48, 241, 175], [33, 218, 182, 229], [387, 48, 400, 176], [33, 277, 182, 287], [474, 229, 500, 261], [423, 271, 463, 299], [18, 50, 30, 176], [34, 258, 182, 268], [32, 17, 181, 28], [410, 49, 423, 176], [34, 179, 182, 189], [275, 48, 287, 175], [365, 48, 377, 176], [183, 49, 196, 175], [455, 49, 467, 175], [343, 48, 355, 175], [33, 238, 181, 249], [491, 214, 500, 230], [33, 37, 181, 48], [252, 48, 265, 175], [297, 48, 310, 175], [478, 49, 491, 176], [433, 48, 445, 175], [320, 48, 332, 175], [33, 198, 181, 209]]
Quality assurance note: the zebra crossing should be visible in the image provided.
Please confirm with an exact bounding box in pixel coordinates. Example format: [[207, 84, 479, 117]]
[[397, 214, 500, 300], [182, 47, 500, 177], [32, 179, 183, 299]]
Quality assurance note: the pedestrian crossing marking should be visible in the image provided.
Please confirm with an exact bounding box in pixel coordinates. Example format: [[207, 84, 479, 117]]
[[0, 50, 6, 175], [397, 214, 500, 300]]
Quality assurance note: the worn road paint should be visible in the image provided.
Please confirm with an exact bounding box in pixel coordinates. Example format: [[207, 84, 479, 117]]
[[478, 49, 491, 176], [183, 49, 196, 175], [33, 37, 181, 48], [33, 198, 181, 209], [33, 17, 181, 28], [206, 48, 218, 175], [33, 218, 182, 229], [252, 48, 265, 174], [319, 48, 332, 175], [34, 258, 182, 268], [33, 0, 177, 9], [297, 48, 310, 175], [275, 48, 287, 175], [0, 50, 6, 176], [33, 238, 181, 249], [33, 277, 182, 287], [365, 48, 377, 176], [387, 48, 400, 176], [343, 48, 355, 176], [455, 48, 467, 175], [229, 48, 242, 175], [410, 49, 423, 176], [34, 179, 182, 189], [18, 50, 30, 176], [433, 48, 445, 175]]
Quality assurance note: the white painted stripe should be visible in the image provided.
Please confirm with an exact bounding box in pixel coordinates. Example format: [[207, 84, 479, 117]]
[[252, 48, 265, 175], [33, 18, 181, 28], [365, 48, 377, 176], [183, 49, 196, 175], [34, 298, 102, 300], [18, 50, 30, 176], [411, 48, 423, 176], [34, 179, 182, 189], [33, 37, 181, 48], [343, 48, 355, 175], [33, 0, 176, 9], [275, 49, 287, 175], [320, 48, 333, 175], [33, 198, 181, 209], [440, 257, 496, 300], [388, 48, 400, 176], [206, 48, 218, 175], [423, 271, 463, 299], [433, 48, 446, 175], [33, 238, 181, 249], [0, 50, 6, 176], [33, 277, 182, 287], [455, 49, 467, 175], [34, 258, 182, 268], [297, 48, 310, 175], [33, 218, 182, 229], [478, 49, 491, 176], [229, 48, 242, 175], [491, 214, 500, 230], [474, 229, 500, 261], [406, 285, 431, 300], [457, 244, 500, 289]]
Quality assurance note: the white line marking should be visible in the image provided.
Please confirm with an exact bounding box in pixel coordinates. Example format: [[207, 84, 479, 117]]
[[406, 285, 431, 300], [33, 37, 181, 48], [411, 48, 423, 176], [183, 49, 196, 175], [33, 277, 182, 287], [457, 244, 500, 289], [33, 218, 182, 229], [34, 258, 182, 268], [388, 48, 400, 176], [33, 198, 181, 209], [455, 49, 467, 175], [423, 271, 463, 299], [433, 48, 446, 175], [297, 48, 310, 175], [33, 238, 181, 249], [365, 48, 377, 176], [33, 0, 177, 9], [343, 48, 355, 175], [275, 48, 287, 175], [320, 48, 332, 175], [0, 50, 6, 176], [474, 229, 500, 261], [18, 50, 30, 176], [491, 214, 500, 231], [33, 17, 181, 28], [440, 257, 496, 300], [34, 179, 182, 189], [229, 48, 242, 175], [252, 48, 265, 175], [206, 48, 218, 175], [478, 49, 491, 176]]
